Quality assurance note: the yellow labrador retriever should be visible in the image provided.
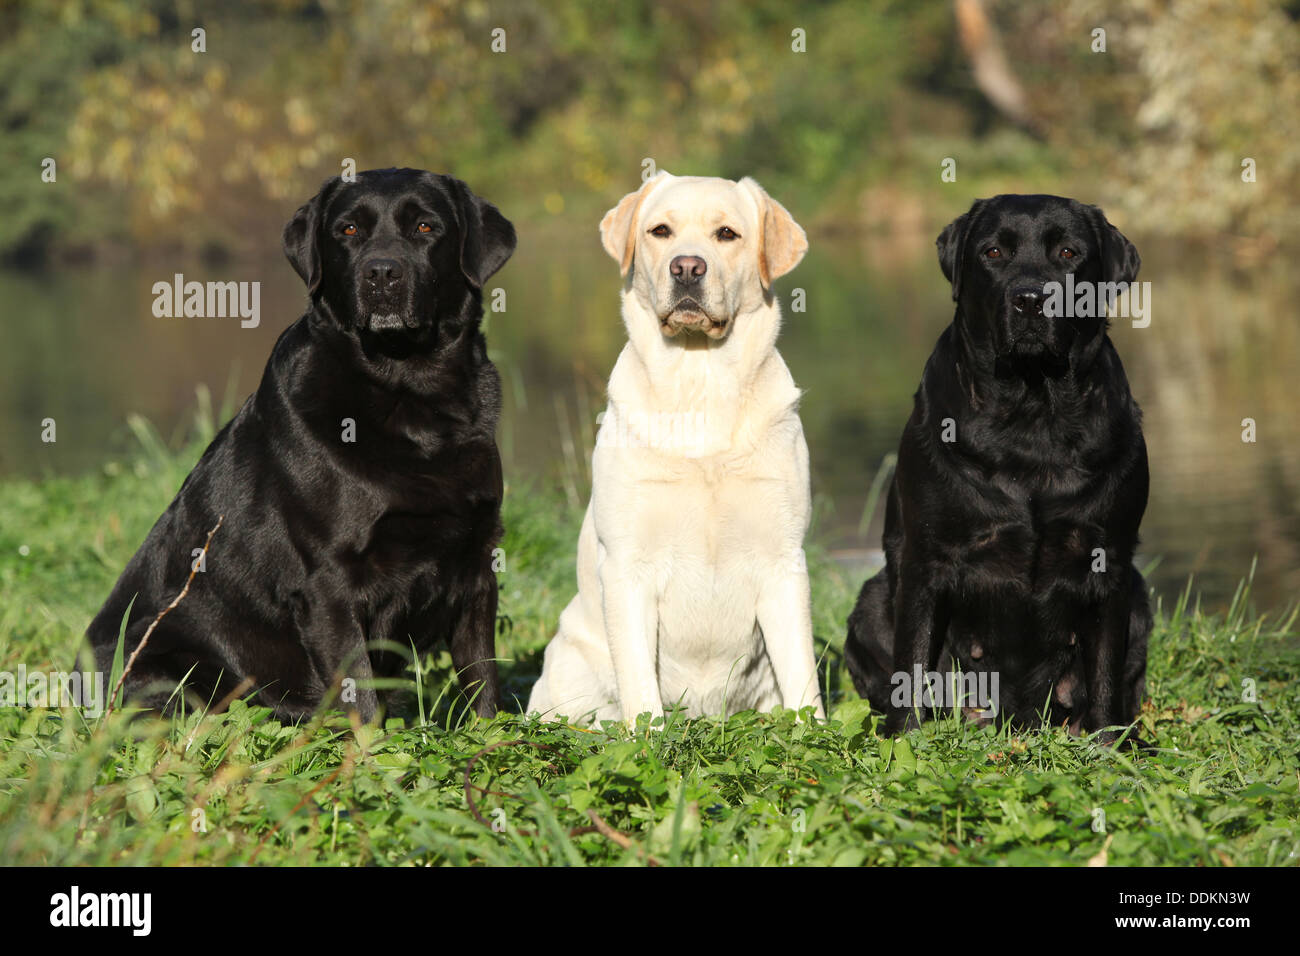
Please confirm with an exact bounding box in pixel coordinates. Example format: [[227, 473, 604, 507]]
[[528, 171, 825, 725]]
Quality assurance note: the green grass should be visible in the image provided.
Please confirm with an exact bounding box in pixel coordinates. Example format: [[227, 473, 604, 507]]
[[1, 407, 1297, 866]]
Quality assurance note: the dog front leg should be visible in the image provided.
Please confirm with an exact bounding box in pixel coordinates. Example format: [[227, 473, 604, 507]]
[[449, 576, 502, 718], [758, 558, 825, 718], [1078, 588, 1142, 745], [599, 558, 662, 726], [883, 567, 946, 735], [297, 595, 379, 722]]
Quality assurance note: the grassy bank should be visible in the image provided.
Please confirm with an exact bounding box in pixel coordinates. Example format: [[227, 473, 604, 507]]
[[0, 413, 1297, 866]]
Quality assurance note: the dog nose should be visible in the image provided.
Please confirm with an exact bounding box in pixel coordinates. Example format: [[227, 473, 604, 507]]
[[364, 258, 404, 283], [1011, 287, 1044, 316], [670, 256, 707, 281]]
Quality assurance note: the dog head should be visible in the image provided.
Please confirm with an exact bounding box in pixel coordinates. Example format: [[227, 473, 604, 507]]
[[599, 172, 807, 340], [283, 168, 515, 348], [937, 195, 1139, 376]]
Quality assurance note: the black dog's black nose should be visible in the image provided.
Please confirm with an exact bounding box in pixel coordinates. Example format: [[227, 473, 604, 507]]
[[364, 258, 404, 283], [670, 256, 707, 281], [1011, 287, 1044, 316]]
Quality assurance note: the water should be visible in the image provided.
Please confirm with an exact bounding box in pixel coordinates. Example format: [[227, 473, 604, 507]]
[[3, 226, 1297, 610]]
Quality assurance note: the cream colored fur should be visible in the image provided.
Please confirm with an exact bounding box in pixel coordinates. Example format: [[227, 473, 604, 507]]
[[527, 172, 825, 725]]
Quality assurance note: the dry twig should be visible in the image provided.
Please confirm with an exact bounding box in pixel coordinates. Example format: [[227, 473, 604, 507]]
[[104, 515, 224, 719]]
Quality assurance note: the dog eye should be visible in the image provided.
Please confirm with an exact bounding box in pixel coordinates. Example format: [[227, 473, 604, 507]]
[[984, 247, 1002, 259], [416, 222, 433, 234], [649, 224, 672, 238], [715, 226, 739, 241], [341, 223, 358, 237], [1060, 247, 1077, 259]]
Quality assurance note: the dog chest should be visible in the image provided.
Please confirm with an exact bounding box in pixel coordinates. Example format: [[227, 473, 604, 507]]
[[945, 506, 1114, 603], [597, 455, 802, 565]]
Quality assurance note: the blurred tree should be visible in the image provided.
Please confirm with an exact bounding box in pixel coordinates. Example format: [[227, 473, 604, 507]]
[[1010, 0, 1300, 241], [1, 0, 1295, 259]]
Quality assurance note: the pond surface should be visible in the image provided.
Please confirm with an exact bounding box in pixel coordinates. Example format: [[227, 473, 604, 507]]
[[3, 226, 1297, 611]]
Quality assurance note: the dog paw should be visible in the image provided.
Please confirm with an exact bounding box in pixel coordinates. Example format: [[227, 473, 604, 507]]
[[1093, 727, 1151, 751], [881, 708, 923, 736]]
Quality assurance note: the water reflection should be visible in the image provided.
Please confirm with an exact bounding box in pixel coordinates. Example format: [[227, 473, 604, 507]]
[[2, 228, 1296, 610]]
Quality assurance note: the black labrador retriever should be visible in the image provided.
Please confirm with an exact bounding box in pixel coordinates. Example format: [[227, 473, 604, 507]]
[[845, 194, 1151, 745], [88, 168, 515, 721]]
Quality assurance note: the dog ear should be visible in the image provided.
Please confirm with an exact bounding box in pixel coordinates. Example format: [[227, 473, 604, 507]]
[[1088, 205, 1141, 286], [936, 199, 985, 302], [600, 173, 667, 277], [448, 177, 517, 289], [740, 177, 808, 289], [283, 176, 342, 295]]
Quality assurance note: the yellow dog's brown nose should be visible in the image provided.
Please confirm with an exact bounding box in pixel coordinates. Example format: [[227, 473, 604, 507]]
[[670, 255, 707, 281]]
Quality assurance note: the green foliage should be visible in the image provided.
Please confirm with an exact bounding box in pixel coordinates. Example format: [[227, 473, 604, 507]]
[[0, 1, 145, 258], [0, 413, 1297, 865], [1009, 0, 1300, 239], [9, 0, 1296, 259]]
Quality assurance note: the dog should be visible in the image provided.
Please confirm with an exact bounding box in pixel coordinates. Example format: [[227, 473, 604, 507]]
[[844, 194, 1151, 744], [527, 171, 826, 725], [87, 168, 515, 721]]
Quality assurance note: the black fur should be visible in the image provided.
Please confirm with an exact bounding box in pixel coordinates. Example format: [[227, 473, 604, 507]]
[[845, 194, 1151, 745], [88, 168, 515, 721]]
